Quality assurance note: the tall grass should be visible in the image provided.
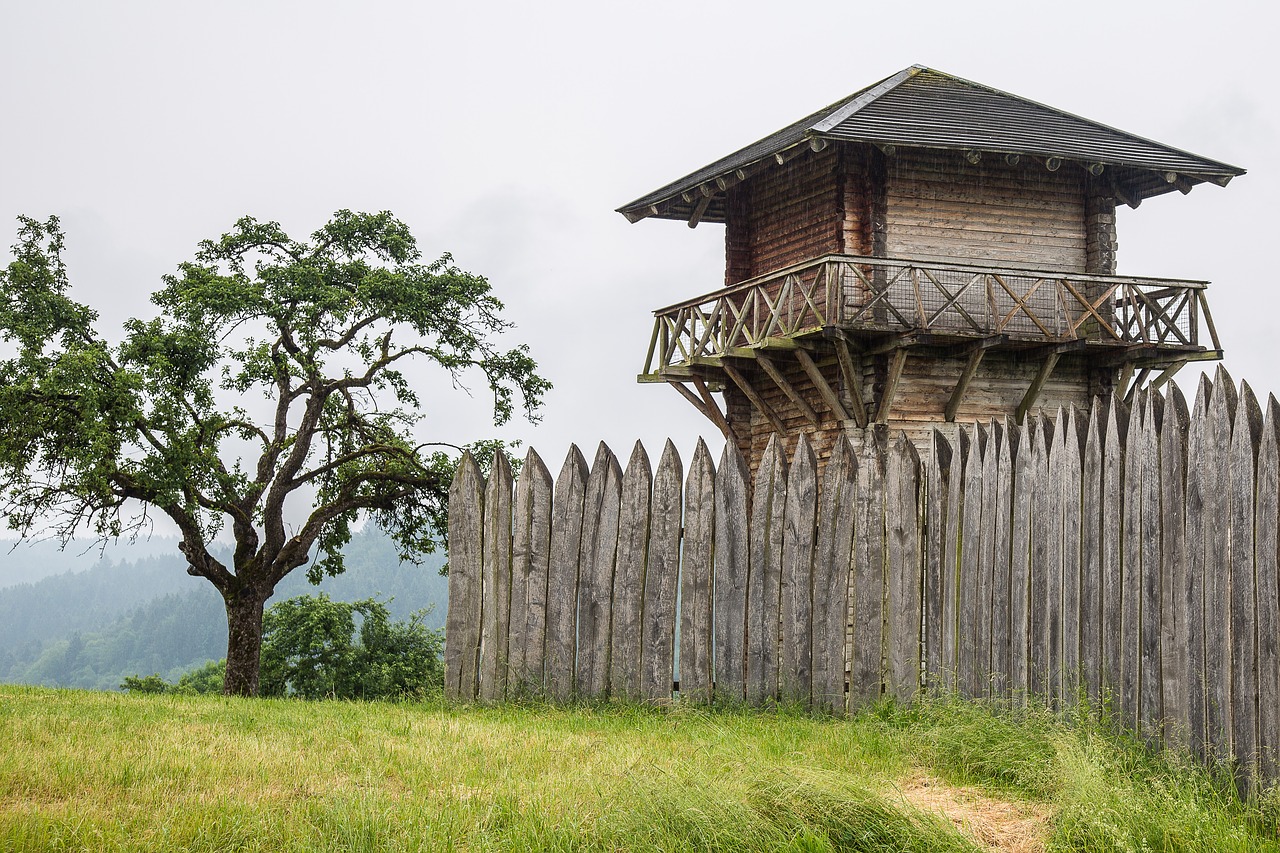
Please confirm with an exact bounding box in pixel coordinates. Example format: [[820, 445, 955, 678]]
[[1, 684, 1277, 852]]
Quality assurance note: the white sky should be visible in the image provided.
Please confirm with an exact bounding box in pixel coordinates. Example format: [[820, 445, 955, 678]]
[[2, 0, 1277, 501]]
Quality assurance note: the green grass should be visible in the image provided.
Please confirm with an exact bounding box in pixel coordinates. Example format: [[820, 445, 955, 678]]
[[0, 685, 1276, 852]]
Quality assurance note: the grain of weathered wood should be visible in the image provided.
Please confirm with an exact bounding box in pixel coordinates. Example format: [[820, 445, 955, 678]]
[[748, 434, 787, 705], [480, 452, 514, 702], [814, 436, 856, 713], [1139, 391, 1164, 739], [444, 452, 485, 701], [1045, 409, 1067, 706], [781, 434, 818, 704], [851, 428, 888, 710], [510, 448, 553, 696], [958, 423, 987, 698], [924, 430, 952, 691], [991, 418, 1016, 699], [714, 442, 751, 702], [1230, 382, 1262, 782], [547, 445, 589, 701], [1081, 396, 1105, 707], [611, 442, 652, 701], [1061, 406, 1086, 702], [1120, 392, 1144, 731], [681, 439, 717, 703], [642, 441, 682, 702], [1185, 375, 1212, 759], [942, 428, 970, 692], [977, 420, 1001, 696], [1010, 416, 1035, 702], [1205, 378, 1234, 760], [1160, 388, 1189, 748], [887, 433, 923, 703], [1256, 394, 1280, 782], [1029, 414, 1052, 699], [1101, 396, 1127, 710], [575, 444, 623, 699]]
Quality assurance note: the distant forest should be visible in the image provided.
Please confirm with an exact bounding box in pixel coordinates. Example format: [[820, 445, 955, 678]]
[[0, 527, 448, 690]]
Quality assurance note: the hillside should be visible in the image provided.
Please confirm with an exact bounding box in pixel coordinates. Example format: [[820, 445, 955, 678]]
[[0, 527, 447, 690], [0, 687, 1274, 852]]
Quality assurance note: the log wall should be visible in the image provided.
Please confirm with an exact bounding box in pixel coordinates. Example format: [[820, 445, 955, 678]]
[[446, 368, 1279, 788]]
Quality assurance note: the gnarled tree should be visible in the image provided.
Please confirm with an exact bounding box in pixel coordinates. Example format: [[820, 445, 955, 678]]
[[0, 211, 548, 695]]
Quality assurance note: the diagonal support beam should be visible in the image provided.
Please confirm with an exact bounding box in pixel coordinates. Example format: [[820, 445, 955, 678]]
[[875, 347, 909, 425], [795, 348, 851, 422], [757, 352, 820, 426], [691, 375, 734, 441], [834, 337, 868, 428], [1148, 359, 1188, 393], [667, 379, 731, 440], [723, 360, 788, 436], [945, 347, 987, 423], [1015, 352, 1061, 424]]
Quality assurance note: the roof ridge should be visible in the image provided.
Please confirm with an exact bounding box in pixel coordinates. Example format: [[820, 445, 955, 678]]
[[810, 65, 923, 134]]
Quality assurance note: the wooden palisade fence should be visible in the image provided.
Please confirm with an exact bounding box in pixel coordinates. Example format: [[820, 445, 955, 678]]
[[445, 367, 1280, 786]]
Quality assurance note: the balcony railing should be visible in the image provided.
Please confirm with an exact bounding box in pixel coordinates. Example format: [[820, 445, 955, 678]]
[[643, 255, 1220, 374]]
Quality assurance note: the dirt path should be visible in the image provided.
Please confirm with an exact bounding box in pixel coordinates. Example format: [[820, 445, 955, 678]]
[[896, 775, 1053, 853]]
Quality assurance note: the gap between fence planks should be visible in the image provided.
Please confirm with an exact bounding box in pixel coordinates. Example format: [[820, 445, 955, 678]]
[[445, 368, 1280, 785]]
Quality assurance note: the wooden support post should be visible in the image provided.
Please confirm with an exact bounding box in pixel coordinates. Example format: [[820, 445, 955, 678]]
[[795, 348, 851, 421], [1149, 360, 1188, 392], [722, 360, 787, 435], [945, 347, 987, 423], [1124, 368, 1151, 405], [692, 375, 733, 441], [834, 338, 868, 427], [757, 352, 820, 426], [1116, 359, 1137, 399], [1015, 352, 1061, 423], [875, 347, 909, 425]]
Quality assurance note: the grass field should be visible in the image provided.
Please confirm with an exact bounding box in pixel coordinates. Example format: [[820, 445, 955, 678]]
[[1, 684, 1277, 852]]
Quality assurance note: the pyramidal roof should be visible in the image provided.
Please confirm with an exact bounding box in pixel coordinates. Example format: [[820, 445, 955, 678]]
[[618, 65, 1245, 224]]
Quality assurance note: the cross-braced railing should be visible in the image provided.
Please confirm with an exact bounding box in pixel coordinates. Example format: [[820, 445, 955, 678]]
[[643, 254, 1220, 373]]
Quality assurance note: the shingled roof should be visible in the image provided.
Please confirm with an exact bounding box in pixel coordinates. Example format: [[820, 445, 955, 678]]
[[618, 65, 1246, 224]]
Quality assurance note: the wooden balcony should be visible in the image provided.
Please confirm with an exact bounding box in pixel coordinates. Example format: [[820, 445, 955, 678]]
[[642, 254, 1222, 380]]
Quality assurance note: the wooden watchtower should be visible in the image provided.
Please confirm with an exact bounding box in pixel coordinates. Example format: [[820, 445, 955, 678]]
[[620, 65, 1244, 473]]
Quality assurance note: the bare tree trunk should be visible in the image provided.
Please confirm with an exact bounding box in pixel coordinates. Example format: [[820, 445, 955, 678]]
[[223, 589, 267, 697]]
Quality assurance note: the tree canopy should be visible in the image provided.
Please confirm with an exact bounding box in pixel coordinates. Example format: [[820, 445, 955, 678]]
[[0, 211, 549, 695]]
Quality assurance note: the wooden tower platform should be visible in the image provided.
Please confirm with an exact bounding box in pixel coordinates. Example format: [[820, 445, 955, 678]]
[[619, 65, 1244, 474]]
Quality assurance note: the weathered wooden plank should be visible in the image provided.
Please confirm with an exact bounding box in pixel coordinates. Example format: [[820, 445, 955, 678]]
[[444, 452, 485, 701], [887, 433, 923, 703], [1160, 387, 1190, 749], [958, 423, 987, 699], [1028, 414, 1052, 699], [1230, 381, 1262, 783], [642, 441, 682, 703], [942, 428, 970, 692], [575, 444, 622, 699], [479, 452, 514, 702], [814, 436, 857, 713], [748, 434, 787, 705], [1045, 408, 1067, 706], [714, 441, 751, 703], [924, 430, 952, 692], [1205, 375, 1234, 761], [681, 439, 716, 703], [546, 445, 589, 701], [1185, 375, 1212, 759], [1256, 394, 1280, 783], [1081, 396, 1105, 707], [780, 434, 818, 705], [977, 420, 1001, 696], [1061, 406, 1086, 704], [1139, 391, 1164, 739], [1119, 392, 1144, 731], [991, 418, 1016, 699], [510, 448, 553, 696], [1101, 395, 1127, 713], [611, 442, 652, 702], [1010, 416, 1035, 703], [851, 428, 888, 710]]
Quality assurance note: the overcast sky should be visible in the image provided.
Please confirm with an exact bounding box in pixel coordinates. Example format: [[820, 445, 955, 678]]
[[2, 1, 1277, 517]]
